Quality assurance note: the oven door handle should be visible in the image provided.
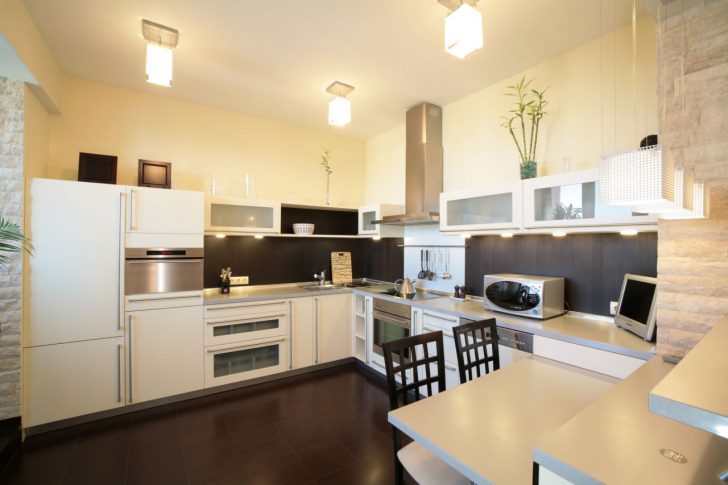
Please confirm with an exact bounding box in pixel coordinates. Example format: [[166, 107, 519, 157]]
[[373, 311, 410, 327], [126, 259, 204, 264], [206, 336, 286, 353]]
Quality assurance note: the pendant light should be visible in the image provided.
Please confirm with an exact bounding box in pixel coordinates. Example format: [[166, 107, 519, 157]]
[[142, 20, 178, 87], [439, 0, 483, 59], [632, 166, 694, 214], [659, 181, 709, 219], [598, 0, 678, 206], [326, 81, 354, 127]]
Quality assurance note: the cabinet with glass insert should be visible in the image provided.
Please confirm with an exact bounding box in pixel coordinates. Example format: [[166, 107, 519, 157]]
[[203, 299, 289, 387], [439, 181, 524, 232], [522, 169, 656, 229]]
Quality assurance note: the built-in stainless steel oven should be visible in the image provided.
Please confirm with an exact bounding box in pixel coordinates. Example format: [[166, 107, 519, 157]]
[[125, 248, 203, 295], [372, 298, 412, 363]]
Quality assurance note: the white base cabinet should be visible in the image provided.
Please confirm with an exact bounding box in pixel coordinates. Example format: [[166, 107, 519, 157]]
[[23, 337, 125, 427], [315, 293, 352, 364], [127, 304, 204, 404], [290, 297, 315, 369]]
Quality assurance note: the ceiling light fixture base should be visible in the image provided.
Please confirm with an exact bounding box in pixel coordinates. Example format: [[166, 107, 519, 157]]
[[326, 81, 355, 98], [142, 19, 179, 48], [438, 0, 478, 12]]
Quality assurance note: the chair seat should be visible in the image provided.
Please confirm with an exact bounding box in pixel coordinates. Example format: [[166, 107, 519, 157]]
[[397, 441, 470, 485]]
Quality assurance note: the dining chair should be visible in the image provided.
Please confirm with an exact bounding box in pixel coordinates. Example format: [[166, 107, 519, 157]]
[[452, 318, 500, 384], [382, 331, 470, 485]]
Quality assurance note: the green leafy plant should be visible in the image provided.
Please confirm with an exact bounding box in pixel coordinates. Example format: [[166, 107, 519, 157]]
[[501, 76, 548, 174], [0, 216, 33, 265], [553, 203, 582, 220]]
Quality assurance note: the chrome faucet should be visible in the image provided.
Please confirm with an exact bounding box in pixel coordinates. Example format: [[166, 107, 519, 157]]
[[313, 270, 327, 286]]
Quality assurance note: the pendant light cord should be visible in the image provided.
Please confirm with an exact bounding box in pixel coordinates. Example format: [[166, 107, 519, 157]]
[[600, 0, 605, 154], [632, 0, 639, 147], [613, 0, 617, 152]]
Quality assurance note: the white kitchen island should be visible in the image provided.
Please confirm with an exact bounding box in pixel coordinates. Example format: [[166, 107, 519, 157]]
[[387, 356, 617, 484]]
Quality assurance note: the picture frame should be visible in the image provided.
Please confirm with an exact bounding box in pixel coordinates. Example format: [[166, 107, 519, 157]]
[[138, 159, 172, 189], [78, 152, 117, 184]]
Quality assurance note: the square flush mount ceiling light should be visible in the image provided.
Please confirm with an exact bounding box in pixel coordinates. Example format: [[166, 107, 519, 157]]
[[326, 81, 354, 127], [142, 19, 178, 87], [440, 0, 483, 59], [599, 144, 676, 206]]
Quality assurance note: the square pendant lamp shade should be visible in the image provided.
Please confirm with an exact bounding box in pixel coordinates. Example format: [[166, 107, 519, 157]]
[[599, 144, 676, 206], [660, 182, 710, 219], [444, 3, 483, 59], [633, 166, 694, 214], [328, 97, 351, 127], [142, 19, 178, 87], [146, 43, 173, 86]]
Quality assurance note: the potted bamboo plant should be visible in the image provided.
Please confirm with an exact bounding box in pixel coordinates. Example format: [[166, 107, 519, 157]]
[[501, 76, 548, 179]]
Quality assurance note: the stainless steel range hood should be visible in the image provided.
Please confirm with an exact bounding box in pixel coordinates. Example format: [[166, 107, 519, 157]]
[[374, 102, 443, 225]]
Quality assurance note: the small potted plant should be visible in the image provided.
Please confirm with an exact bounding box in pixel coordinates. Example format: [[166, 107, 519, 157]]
[[501, 76, 548, 179]]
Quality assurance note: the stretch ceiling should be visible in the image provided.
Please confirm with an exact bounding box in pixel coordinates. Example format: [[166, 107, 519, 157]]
[[23, 0, 639, 139]]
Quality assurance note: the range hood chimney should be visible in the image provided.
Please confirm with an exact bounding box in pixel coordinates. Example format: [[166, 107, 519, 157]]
[[375, 102, 443, 225]]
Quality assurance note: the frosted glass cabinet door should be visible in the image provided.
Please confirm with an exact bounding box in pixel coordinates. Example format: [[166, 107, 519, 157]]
[[205, 196, 281, 233], [439, 182, 524, 231], [523, 169, 657, 228]]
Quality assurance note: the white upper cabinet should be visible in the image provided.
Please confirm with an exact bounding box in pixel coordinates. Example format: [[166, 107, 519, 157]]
[[358, 203, 404, 237], [440, 182, 524, 232], [126, 186, 204, 247], [522, 169, 657, 229], [206, 196, 281, 234]]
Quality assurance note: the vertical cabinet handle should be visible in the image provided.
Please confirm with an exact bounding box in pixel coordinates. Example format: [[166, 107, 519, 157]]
[[288, 301, 293, 370], [364, 298, 370, 364], [127, 314, 134, 403], [314, 298, 319, 364], [118, 192, 124, 332], [128, 189, 136, 231], [116, 343, 122, 403]]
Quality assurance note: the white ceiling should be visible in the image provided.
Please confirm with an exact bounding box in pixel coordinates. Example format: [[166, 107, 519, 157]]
[[22, 0, 638, 139]]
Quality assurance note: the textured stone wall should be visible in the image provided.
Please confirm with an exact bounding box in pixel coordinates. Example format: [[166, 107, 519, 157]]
[[656, 1, 728, 360], [0, 76, 24, 419]]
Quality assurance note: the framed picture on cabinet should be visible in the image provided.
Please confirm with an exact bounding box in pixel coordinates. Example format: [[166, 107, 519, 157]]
[[138, 159, 172, 189], [78, 152, 117, 184]]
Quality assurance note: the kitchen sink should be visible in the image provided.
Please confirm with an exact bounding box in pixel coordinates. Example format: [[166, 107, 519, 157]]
[[298, 284, 341, 291]]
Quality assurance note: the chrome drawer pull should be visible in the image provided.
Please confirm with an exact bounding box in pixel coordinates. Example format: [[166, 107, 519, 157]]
[[206, 313, 286, 325], [206, 336, 286, 353]]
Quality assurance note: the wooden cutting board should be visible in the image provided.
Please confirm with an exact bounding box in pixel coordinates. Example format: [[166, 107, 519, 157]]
[[331, 252, 352, 284]]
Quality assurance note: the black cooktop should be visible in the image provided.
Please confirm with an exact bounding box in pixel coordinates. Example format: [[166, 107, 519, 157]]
[[376, 288, 443, 301]]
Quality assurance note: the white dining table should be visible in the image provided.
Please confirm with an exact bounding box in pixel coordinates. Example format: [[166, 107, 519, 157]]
[[387, 356, 617, 484]]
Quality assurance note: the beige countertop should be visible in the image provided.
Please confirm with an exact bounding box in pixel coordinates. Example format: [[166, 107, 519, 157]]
[[203, 282, 392, 305], [388, 356, 617, 485], [410, 297, 655, 360], [534, 356, 728, 484], [649, 319, 728, 439]]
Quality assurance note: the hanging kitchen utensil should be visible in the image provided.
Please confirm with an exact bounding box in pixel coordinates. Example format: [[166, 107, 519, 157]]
[[418, 250, 427, 279], [428, 249, 435, 280]]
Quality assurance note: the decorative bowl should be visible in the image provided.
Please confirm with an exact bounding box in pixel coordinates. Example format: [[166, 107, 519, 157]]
[[293, 223, 315, 235]]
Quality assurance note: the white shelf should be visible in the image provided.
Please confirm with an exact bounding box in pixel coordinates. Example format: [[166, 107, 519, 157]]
[[205, 232, 363, 239]]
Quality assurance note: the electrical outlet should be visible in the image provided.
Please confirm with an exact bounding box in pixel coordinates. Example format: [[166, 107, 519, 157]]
[[230, 276, 249, 285], [609, 301, 619, 316]]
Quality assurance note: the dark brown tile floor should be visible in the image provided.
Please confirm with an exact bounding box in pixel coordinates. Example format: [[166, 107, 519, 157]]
[[1, 363, 398, 485]]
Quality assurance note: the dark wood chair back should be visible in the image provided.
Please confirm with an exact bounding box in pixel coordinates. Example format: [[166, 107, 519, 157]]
[[453, 318, 500, 384], [383, 331, 447, 485], [382, 331, 446, 411]]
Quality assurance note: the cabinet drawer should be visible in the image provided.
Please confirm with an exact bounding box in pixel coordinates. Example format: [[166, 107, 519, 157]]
[[533, 335, 645, 379], [205, 337, 287, 387], [204, 312, 287, 346], [204, 299, 288, 319], [421, 311, 459, 331]]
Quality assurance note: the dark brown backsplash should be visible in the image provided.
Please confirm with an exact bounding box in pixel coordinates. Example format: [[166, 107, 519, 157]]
[[204, 236, 403, 288], [464, 233, 657, 316]]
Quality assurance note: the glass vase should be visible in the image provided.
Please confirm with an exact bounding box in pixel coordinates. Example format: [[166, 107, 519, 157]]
[[520, 160, 537, 180]]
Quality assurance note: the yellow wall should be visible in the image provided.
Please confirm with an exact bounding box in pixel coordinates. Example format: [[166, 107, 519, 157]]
[[23, 86, 50, 182], [365, 18, 657, 203], [47, 77, 366, 207], [0, 0, 63, 112]]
